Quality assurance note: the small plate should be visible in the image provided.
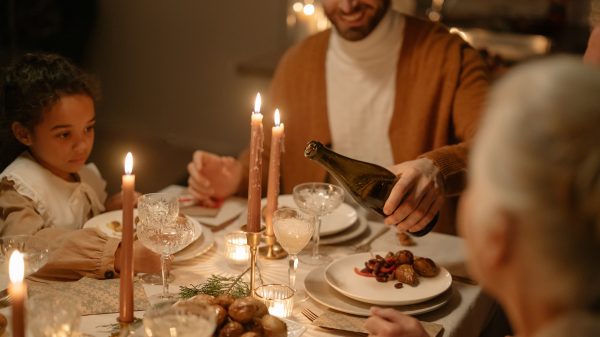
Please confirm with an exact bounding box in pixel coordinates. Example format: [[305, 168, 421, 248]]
[[263, 195, 357, 236], [325, 252, 452, 306], [83, 210, 203, 243], [305, 267, 452, 316], [318, 216, 369, 245]]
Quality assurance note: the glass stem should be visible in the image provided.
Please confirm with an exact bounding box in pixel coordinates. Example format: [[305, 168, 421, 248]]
[[289, 254, 298, 290], [161, 254, 170, 297], [312, 216, 322, 258]]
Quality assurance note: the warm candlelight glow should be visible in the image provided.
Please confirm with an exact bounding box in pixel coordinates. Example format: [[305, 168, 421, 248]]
[[124, 152, 133, 175], [254, 93, 262, 114], [9, 250, 24, 283], [274, 109, 281, 127], [225, 232, 250, 268], [303, 3, 315, 16]]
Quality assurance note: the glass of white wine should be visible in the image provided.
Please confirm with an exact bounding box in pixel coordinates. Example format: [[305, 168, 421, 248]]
[[293, 183, 344, 265], [137, 193, 195, 302], [273, 207, 315, 301]]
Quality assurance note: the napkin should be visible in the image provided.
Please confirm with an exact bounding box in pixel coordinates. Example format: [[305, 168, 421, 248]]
[[312, 311, 444, 337], [28, 277, 150, 316]]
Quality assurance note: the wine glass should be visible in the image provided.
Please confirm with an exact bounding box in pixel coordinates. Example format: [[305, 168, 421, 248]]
[[143, 299, 216, 337], [272, 207, 315, 301], [293, 183, 344, 265], [137, 193, 195, 302], [0, 235, 50, 295]]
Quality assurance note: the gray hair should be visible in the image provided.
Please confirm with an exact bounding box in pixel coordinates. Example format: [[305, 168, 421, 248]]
[[472, 56, 600, 309]]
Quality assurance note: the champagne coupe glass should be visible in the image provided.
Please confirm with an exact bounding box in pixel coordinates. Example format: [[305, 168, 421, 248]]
[[143, 299, 216, 337], [137, 193, 195, 302], [293, 183, 344, 265], [273, 207, 315, 301]]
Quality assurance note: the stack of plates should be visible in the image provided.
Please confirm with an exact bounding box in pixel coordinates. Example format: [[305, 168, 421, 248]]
[[83, 210, 215, 262], [266, 195, 369, 245], [304, 252, 453, 316]]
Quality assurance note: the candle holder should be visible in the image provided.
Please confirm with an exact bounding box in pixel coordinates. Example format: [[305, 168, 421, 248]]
[[225, 231, 251, 268], [254, 284, 295, 318], [259, 234, 288, 260], [240, 225, 263, 296]]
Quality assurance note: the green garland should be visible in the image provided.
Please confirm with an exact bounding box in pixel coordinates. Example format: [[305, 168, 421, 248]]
[[179, 267, 252, 299]]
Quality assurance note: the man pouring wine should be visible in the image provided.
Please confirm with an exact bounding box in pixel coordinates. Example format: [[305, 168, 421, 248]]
[[186, 0, 489, 235]]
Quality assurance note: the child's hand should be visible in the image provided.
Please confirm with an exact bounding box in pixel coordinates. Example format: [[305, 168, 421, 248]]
[[104, 191, 142, 211]]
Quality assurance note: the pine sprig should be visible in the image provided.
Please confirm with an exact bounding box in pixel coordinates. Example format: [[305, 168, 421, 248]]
[[179, 268, 251, 299]]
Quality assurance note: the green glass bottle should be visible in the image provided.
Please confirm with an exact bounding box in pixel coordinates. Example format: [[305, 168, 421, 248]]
[[304, 141, 437, 237]]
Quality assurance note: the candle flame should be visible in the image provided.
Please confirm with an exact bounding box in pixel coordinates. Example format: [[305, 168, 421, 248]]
[[274, 109, 281, 127], [124, 152, 133, 175], [9, 250, 24, 283], [254, 93, 262, 114]]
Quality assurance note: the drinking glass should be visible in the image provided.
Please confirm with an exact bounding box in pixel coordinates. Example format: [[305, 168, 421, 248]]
[[28, 293, 80, 337], [0, 235, 49, 299], [137, 193, 195, 302], [272, 207, 315, 301], [143, 300, 216, 337], [293, 183, 344, 265]]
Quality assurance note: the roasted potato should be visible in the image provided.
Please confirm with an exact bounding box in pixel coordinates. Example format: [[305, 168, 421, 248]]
[[229, 297, 260, 323], [395, 264, 419, 286], [413, 257, 439, 277], [395, 250, 414, 265], [219, 321, 245, 337], [261, 315, 287, 337], [215, 294, 236, 309]]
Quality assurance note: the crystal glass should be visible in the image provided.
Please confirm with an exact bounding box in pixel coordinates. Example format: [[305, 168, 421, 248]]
[[0, 235, 49, 292], [28, 293, 80, 337], [224, 231, 250, 269], [293, 183, 344, 265], [143, 299, 216, 337], [254, 284, 295, 318], [137, 193, 194, 301], [272, 207, 314, 300]]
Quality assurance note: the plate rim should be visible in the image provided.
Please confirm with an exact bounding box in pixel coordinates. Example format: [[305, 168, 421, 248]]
[[318, 215, 369, 245], [324, 252, 452, 306], [304, 267, 452, 316]]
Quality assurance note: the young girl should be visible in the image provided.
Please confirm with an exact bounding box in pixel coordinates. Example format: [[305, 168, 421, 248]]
[[0, 53, 159, 280]]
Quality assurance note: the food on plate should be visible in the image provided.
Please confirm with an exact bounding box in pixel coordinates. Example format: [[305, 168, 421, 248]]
[[395, 264, 419, 286], [397, 232, 415, 246], [181, 295, 286, 337], [413, 257, 439, 277], [354, 250, 439, 287], [105, 216, 140, 233]]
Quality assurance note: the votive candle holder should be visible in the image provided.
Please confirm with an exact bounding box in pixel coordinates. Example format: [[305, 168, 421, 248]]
[[225, 231, 250, 268], [254, 284, 295, 318]]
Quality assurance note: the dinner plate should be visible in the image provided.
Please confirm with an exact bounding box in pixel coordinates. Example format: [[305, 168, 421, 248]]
[[172, 229, 214, 262], [324, 252, 452, 306], [304, 267, 452, 316], [263, 195, 357, 236], [83, 210, 203, 243], [318, 215, 369, 245]]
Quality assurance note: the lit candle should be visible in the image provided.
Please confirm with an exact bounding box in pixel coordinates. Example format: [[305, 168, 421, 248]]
[[119, 152, 135, 323], [8, 250, 26, 337], [265, 109, 285, 237], [225, 232, 251, 268], [247, 93, 263, 233]]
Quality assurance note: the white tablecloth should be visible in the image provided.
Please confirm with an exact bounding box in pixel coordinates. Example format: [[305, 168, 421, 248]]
[[78, 216, 496, 337]]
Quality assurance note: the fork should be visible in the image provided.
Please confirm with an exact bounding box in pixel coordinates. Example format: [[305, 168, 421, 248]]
[[301, 307, 319, 322], [354, 226, 390, 252]]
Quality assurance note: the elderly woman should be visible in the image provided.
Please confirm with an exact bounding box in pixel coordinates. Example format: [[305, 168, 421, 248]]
[[364, 57, 600, 337]]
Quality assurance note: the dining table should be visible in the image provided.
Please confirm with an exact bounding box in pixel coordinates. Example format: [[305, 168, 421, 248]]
[[72, 200, 498, 337]]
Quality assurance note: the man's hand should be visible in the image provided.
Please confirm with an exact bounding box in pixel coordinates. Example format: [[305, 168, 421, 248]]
[[383, 158, 445, 233], [187, 150, 243, 206], [364, 307, 429, 337]]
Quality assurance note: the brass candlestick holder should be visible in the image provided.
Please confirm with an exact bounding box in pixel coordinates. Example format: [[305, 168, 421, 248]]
[[241, 225, 262, 296], [259, 234, 288, 259]]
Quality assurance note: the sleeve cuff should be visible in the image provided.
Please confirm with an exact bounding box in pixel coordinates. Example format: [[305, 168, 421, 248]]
[[100, 237, 121, 279], [420, 144, 469, 196]]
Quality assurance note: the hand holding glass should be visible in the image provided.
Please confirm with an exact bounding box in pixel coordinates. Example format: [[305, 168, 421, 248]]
[[272, 207, 314, 300]]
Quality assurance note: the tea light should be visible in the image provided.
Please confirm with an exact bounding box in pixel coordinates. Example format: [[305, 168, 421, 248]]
[[254, 284, 294, 318], [225, 232, 250, 268]]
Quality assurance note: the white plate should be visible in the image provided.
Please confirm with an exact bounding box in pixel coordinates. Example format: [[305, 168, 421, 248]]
[[263, 195, 357, 236], [324, 252, 452, 306], [83, 210, 203, 242], [83, 210, 207, 262], [318, 216, 369, 245], [304, 267, 452, 316]]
